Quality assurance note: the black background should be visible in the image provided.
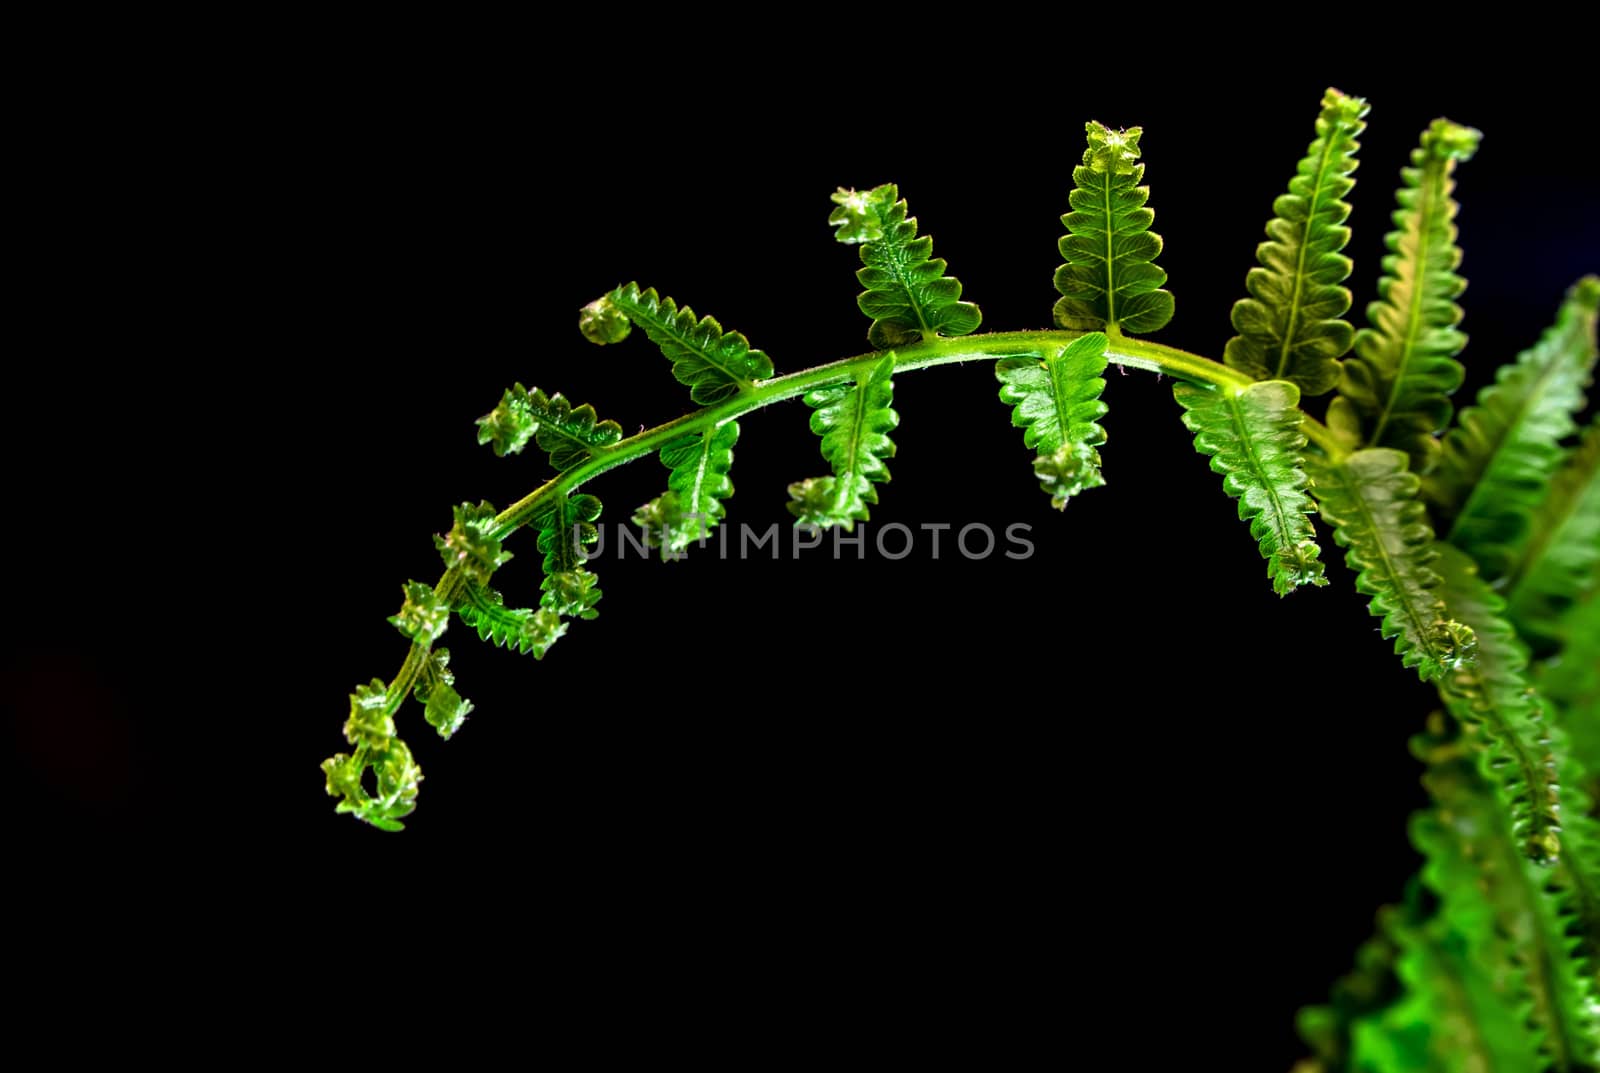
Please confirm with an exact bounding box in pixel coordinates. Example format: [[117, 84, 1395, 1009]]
[[10, 25, 1596, 1063]]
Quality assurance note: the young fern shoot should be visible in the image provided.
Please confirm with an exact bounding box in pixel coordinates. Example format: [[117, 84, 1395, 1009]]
[[329, 88, 1600, 1072]]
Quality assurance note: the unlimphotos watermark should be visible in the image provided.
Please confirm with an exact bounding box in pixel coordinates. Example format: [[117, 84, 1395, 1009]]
[[580, 518, 1036, 561]]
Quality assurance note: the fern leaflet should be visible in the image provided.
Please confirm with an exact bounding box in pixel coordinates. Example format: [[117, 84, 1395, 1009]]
[[788, 356, 898, 529], [595, 283, 774, 404], [531, 492, 604, 619], [1432, 276, 1600, 581], [1328, 119, 1480, 472], [995, 332, 1108, 508], [476, 384, 623, 471], [1508, 422, 1600, 656], [1053, 122, 1173, 335], [1435, 544, 1562, 863], [828, 184, 981, 348], [634, 421, 740, 555], [1174, 380, 1327, 595], [1224, 88, 1367, 395], [456, 579, 566, 658], [1309, 449, 1474, 681]]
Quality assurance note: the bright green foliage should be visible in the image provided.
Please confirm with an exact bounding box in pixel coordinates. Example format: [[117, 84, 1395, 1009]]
[[1053, 122, 1174, 335], [995, 332, 1109, 508], [634, 421, 739, 556], [414, 648, 471, 740], [1174, 379, 1327, 595], [1224, 88, 1367, 395], [1432, 278, 1600, 584], [475, 384, 623, 470], [1510, 424, 1600, 656], [456, 580, 567, 658], [434, 500, 511, 585], [388, 580, 449, 644], [829, 184, 981, 348], [1328, 119, 1481, 473], [1541, 591, 1600, 780], [601, 283, 775, 404], [1434, 545, 1562, 863], [1310, 449, 1474, 682], [531, 492, 603, 619], [788, 356, 898, 529]]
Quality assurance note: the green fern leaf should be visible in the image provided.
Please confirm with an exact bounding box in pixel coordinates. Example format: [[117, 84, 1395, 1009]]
[[1174, 380, 1327, 595], [598, 283, 774, 404], [787, 356, 898, 529], [1224, 88, 1368, 395], [1509, 423, 1600, 656], [1328, 119, 1481, 472], [475, 384, 623, 470], [1540, 590, 1600, 780], [409, 648, 471, 740], [1053, 122, 1174, 335], [1432, 277, 1600, 585], [1435, 544, 1562, 863], [829, 184, 981, 347], [995, 332, 1109, 508], [634, 421, 739, 555], [388, 580, 450, 645], [1310, 449, 1474, 681], [322, 736, 422, 833], [531, 492, 604, 619], [455, 579, 567, 658]]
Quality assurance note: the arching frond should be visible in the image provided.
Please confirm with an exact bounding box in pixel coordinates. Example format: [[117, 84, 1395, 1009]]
[[1174, 379, 1326, 595], [995, 332, 1108, 509], [1329, 119, 1480, 472], [1053, 122, 1174, 335], [1224, 88, 1367, 395], [597, 283, 775, 404], [829, 184, 981, 348], [1310, 449, 1474, 681], [788, 356, 898, 529]]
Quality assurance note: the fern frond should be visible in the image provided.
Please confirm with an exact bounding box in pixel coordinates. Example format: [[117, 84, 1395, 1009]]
[[1224, 88, 1367, 395], [531, 492, 604, 619], [1053, 122, 1174, 335], [995, 332, 1108, 508], [634, 421, 739, 556], [1434, 544, 1562, 863], [1309, 449, 1474, 681], [598, 283, 775, 404], [1540, 590, 1600, 779], [1328, 119, 1480, 473], [322, 681, 423, 832], [1431, 276, 1600, 582], [455, 579, 566, 658], [787, 356, 898, 529], [1509, 422, 1600, 655], [475, 384, 623, 470], [1174, 379, 1327, 595], [829, 184, 981, 348]]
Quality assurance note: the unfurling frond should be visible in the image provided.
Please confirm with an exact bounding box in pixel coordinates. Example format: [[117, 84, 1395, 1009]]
[[1053, 122, 1173, 335], [531, 492, 604, 620], [788, 356, 898, 529], [829, 183, 981, 348], [322, 680, 423, 832], [599, 283, 774, 404], [1174, 380, 1326, 595], [1329, 119, 1480, 472], [1509, 423, 1600, 656], [1224, 88, 1367, 395], [434, 500, 511, 585], [634, 421, 739, 556], [475, 384, 623, 470], [1310, 448, 1474, 681], [1434, 545, 1561, 863], [1431, 276, 1600, 581], [996, 333, 1108, 508]]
